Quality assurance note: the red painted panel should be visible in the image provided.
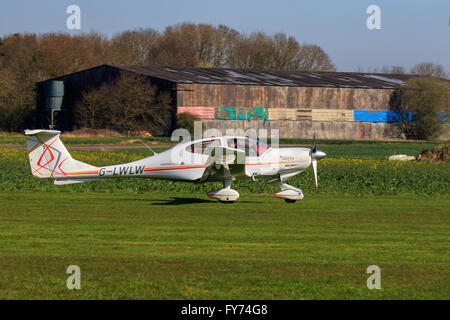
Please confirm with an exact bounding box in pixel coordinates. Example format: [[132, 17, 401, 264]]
[[177, 107, 215, 119]]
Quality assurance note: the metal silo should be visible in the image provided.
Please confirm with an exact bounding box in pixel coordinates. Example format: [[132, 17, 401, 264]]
[[43, 81, 64, 129]]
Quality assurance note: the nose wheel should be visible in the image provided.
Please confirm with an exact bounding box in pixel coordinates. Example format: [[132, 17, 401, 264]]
[[272, 181, 304, 203]]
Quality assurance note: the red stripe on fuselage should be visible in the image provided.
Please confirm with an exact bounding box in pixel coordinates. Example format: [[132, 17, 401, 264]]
[[144, 165, 208, 172]]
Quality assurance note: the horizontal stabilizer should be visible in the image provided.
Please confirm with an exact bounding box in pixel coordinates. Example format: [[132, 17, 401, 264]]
[[54, 178, 99, 185]]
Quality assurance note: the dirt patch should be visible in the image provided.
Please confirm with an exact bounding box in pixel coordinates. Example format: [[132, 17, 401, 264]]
[[61, 128, 123, 138], [417, 145, 450, 162], [131, 130, 153, 137]]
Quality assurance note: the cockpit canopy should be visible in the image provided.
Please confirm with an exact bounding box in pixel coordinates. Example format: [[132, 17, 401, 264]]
[[226, 137, 269, 157], [185, 137, 270, 157]]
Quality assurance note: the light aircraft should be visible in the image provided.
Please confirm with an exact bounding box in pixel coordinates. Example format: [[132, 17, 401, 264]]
[[25, 129, 326, 203]]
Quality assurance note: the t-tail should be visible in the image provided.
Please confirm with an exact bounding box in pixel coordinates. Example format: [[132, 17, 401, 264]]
[[25, 129, 99, 185]]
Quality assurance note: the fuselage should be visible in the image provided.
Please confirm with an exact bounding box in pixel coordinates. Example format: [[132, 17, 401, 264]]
[[57, 136, 313, 183]]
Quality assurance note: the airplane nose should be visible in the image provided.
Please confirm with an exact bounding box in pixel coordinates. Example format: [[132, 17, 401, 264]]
[[311, 149, 326, 160]]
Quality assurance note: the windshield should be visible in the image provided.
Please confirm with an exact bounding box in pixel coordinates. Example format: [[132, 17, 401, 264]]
[[226, 138, 270, 157], [186, 139, 221, 154]]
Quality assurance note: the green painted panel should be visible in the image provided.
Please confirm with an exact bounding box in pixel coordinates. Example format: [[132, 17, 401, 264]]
[[215, 107, 268, 122]]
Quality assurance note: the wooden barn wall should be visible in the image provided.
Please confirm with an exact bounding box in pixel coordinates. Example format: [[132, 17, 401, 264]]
[[202, 119, 402, 140], [176, 83, 393, 110]]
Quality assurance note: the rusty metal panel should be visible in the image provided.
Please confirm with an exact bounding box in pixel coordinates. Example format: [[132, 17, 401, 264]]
[[284, 87, 393, 110], [176, 83, 394, 116], [265, 86, 287, 108]]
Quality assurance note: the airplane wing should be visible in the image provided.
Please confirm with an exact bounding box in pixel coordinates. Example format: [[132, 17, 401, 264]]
[[198, 146, 247, 182]]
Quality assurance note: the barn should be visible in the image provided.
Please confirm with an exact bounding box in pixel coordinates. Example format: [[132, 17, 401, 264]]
[[36, 64, 449, 139]]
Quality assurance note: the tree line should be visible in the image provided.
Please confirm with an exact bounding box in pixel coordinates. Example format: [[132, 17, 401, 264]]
[[356, 62, 448, 79], [0, 23, 448, 138], [0, 23, 337, 132]]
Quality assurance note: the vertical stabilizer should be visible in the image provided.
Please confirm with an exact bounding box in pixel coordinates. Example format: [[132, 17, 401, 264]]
[[25, 129, 98, 179]]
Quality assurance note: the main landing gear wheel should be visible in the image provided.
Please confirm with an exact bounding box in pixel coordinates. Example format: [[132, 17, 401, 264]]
[[284, 199, 296, 203], [207, 179, 239, 203]]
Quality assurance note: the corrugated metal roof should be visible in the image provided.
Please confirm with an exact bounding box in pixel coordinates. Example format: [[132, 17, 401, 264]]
[[39, 64, 449, 89], [115, 65, 421, 89]]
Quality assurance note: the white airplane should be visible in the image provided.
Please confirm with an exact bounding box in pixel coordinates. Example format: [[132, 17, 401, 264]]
[[25, 129, 326, 203]]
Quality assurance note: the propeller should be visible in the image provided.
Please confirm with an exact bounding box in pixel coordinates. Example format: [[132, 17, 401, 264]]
[[310, 134, 326, 190], [312, 156, 318, 190]]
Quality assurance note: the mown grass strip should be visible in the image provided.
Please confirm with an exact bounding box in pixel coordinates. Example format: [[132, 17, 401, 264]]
[[0, 192, 448, 299]]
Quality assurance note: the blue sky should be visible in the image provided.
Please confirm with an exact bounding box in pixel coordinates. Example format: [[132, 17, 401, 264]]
[[0, 0, 449, 72]]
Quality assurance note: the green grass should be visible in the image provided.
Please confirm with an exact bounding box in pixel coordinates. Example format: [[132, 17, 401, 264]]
[[0, 192, 448, 299], [1, 135, 448, 299], [103, 142, 447, 160], [2, 131, 448, 161], [135, 141, 446, 160], [309, 142, 447, 159]]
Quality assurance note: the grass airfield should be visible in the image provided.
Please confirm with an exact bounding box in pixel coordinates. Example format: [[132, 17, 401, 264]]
[[0, 192, 448, 299], [0, 134, 448, 299]]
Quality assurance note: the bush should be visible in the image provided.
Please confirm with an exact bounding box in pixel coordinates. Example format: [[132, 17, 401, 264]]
[[391, 77, 450, 140], [175, 112, 203, 136]]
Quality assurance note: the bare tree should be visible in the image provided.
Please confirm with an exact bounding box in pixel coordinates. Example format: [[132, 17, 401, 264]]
[[110, 28, 161, 65], [380, 65, 406, 74], [273, 34, 303, 71], [213, 24, 240, 68], [357, 65, 405, 74], [296, 44, 335, 71], [0, 37, 4, 58], [0, 68, 36, 131], [75, 72, 172, 135], [74, 86, 111, 129], [225, 33, 335, 71], [410, 62, 448, 79]]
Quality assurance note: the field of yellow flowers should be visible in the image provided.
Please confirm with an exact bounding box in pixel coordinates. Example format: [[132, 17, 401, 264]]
[[0, 148, 448, 195]]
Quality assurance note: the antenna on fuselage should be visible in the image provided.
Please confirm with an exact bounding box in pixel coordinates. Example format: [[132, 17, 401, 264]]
[[138, 139, 158, 156]]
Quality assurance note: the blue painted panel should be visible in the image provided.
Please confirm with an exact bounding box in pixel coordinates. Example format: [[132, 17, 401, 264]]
[[354, 110, 411, 123]]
